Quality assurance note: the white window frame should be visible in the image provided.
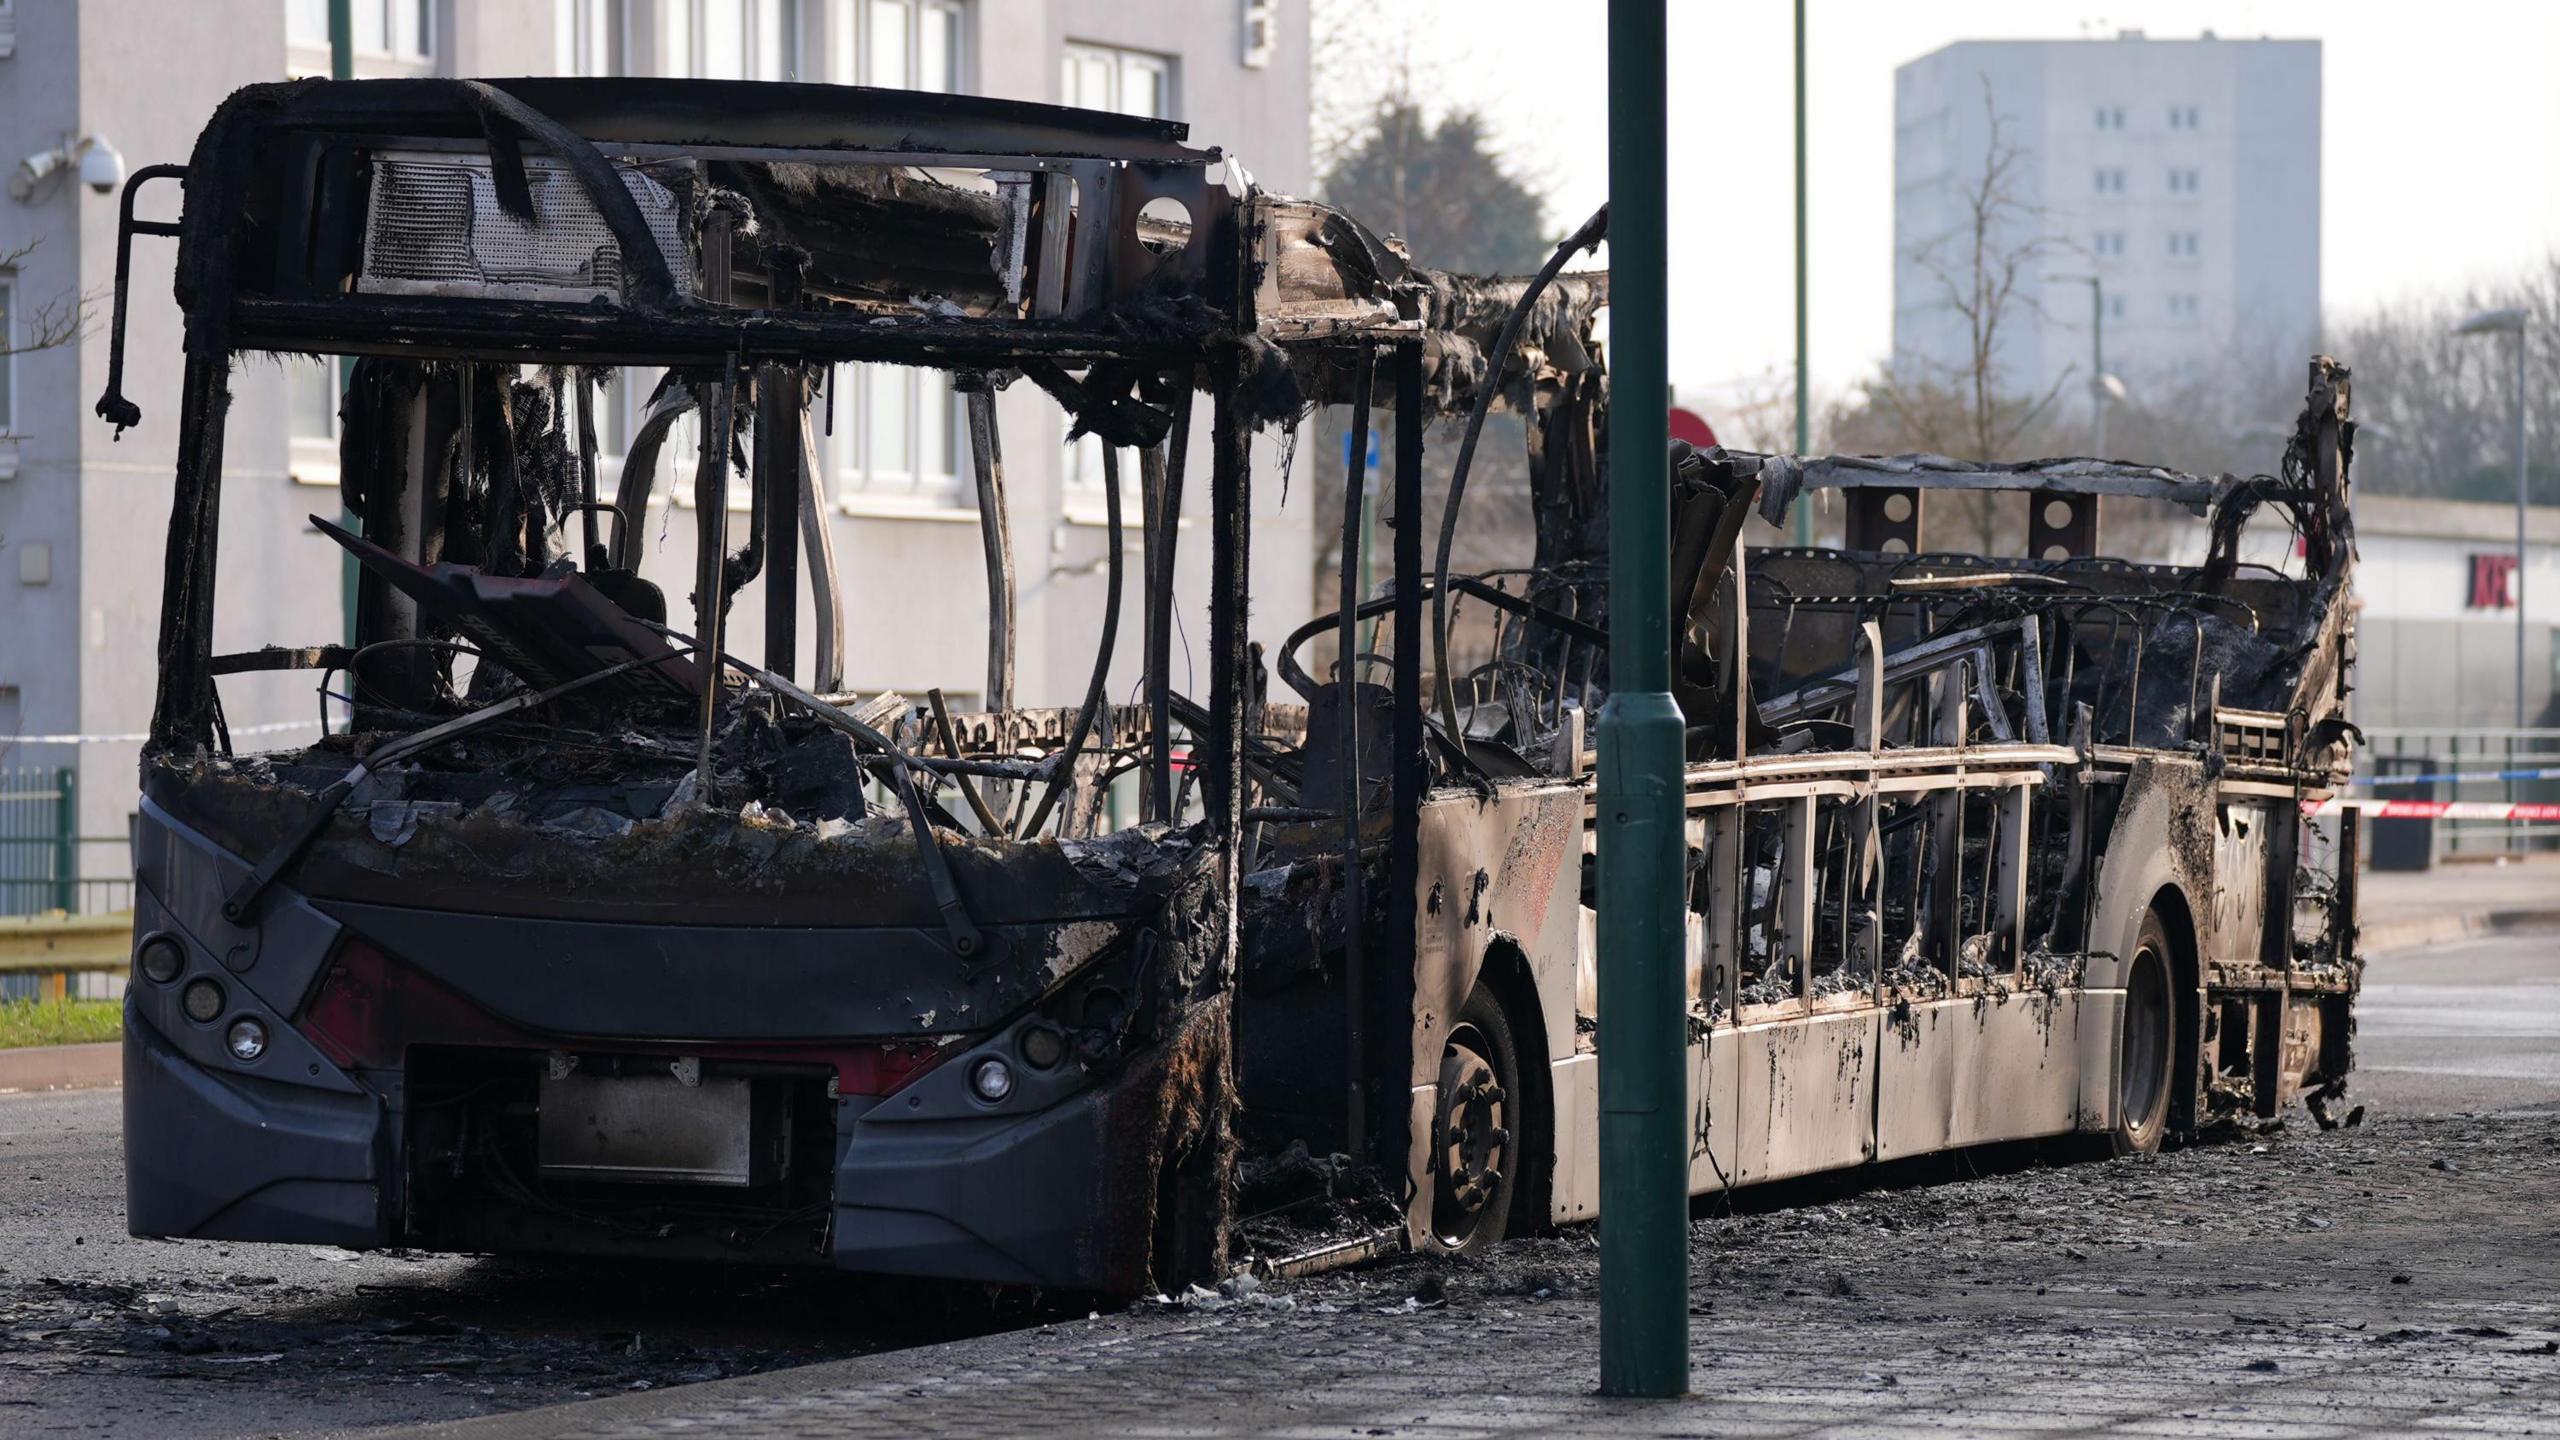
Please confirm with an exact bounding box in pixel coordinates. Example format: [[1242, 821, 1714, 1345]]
[[2093, 167, 2125, 195], [839, 0, 966, 92], [556, 0, 627, 76], [664, 0, 800, 81], [831, 363, 969, 512], [288, 0, 435, 60], [287, 355, 342, 488], [1061, 40, 1174, 119]]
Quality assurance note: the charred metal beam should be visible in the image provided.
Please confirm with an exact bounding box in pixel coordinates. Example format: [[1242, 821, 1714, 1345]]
[[1206, 350, 1252, 846], [964, 382, 1015, 717], [1378, 339, 1426, 1165], [147, 355, 235, 753], [760, 363, 804, 679], [796, 411, 846, 690], [1023, 443, 1125, 838], [691, 354, 738, 805], [1147, 384, 1193, 822], [1336, 343, 1377, 1158]]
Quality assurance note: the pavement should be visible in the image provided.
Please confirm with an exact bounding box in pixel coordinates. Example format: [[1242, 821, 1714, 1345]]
[[2, 875, 2554, 1438], [2357, 852, 2560, 953], [0, 1042, 121, 1095]]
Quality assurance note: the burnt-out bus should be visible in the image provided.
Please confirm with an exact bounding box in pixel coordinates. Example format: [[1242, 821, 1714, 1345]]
[[116, 79, 2359, 1296]]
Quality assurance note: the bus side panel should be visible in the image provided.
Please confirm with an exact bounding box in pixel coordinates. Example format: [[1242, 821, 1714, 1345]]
[[1686, 1025, 1741, 1196], [1874, 1000, 1956, 1161], [2078, 757, 2218, 1133], [2078, 989, 2127, 1131], [1734, 1008, 1877, 1184], [1950, 988, 2081, 1147], [1548, 1052, 1598, 1223]]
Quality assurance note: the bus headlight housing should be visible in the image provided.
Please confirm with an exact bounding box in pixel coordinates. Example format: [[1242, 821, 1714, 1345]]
[[225, 1018, 268, 1063], [181, 978, 225, 1024], [137, 934, 184, 984], [968, 1056, 1014, 1103]]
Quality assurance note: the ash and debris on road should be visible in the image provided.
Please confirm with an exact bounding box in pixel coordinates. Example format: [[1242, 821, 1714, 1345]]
[[0, 1262, 795, 1395], [1124, 1108, 2560, 1385], [4, 1103, 2555, 1437]]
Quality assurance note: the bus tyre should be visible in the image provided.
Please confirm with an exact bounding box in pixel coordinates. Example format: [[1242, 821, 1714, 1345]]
[[1430, 987, 1520, 1253], [2110, 914, 2175, 1157]]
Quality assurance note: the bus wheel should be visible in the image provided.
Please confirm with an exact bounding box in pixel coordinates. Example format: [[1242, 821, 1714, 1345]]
[[1430, 988, 1520, 1253], [2111, 914, 2175, 1156]]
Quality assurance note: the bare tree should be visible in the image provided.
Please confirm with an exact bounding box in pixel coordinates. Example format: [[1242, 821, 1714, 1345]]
[[0, 239, 88, 360], [2330, 255, 2558, 503], [1882, 82, 2072, 461]]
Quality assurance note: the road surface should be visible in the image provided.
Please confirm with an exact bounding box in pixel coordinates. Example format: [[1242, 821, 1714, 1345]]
[[1, 933, 2553, 1437]]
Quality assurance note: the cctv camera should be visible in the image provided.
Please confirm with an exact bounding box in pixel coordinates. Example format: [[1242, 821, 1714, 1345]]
[[78, 137, 124, 195]]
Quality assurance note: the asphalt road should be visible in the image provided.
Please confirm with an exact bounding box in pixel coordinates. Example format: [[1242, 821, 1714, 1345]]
[[1, 932, 2552, 1438], [2355, 930, 2560, 1115]]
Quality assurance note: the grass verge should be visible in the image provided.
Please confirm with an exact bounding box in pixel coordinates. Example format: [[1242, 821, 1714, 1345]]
[[0, 998, 122, 1050]]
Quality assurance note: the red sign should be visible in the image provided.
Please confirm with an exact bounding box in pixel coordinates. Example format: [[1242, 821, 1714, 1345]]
[[1668, 406, 1718, 450], [2468, 553, 2518, 610]]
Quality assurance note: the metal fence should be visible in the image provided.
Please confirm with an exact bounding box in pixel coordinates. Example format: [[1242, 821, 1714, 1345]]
[[0, 767, 77, 917], [2357, 728, 2560, 862], [0, 767, 132, 918]]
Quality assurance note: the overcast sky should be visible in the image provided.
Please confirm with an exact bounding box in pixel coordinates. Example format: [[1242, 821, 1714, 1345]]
[[1321, 1, 2560, 417]]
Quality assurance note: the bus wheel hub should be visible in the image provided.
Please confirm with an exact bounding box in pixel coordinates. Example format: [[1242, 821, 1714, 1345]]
[[1435, 1041, 1508, 1223]]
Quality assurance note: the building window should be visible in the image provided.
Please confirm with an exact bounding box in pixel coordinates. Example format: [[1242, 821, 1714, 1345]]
[[1062, 41, 1173, 119], [833, 363, 963, 503], [2167, 230, 2200, 259], [2167, 294, 2199, 323], [2094, 104, 2125, 131], [2092, 231, 2126, 258], [556, 0, 624, 76], [2093, 167, 2126, 195], [2168, 104, 2201, 130], [2106, 293, 2127, 322], [664, 0, 798, 80], [835, 0, 963, 91], [290, 0, 434, 59], [288, 357, 339, 445], [2167, 167, 2200, 195]]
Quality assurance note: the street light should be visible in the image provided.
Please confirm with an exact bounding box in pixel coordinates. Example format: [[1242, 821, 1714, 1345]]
[[2050, 274, 2129, 456], [2452, 305, 2531, 728]]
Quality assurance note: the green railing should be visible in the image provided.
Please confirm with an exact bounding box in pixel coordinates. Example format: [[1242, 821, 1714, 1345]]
[[0, 767, 77, 917]]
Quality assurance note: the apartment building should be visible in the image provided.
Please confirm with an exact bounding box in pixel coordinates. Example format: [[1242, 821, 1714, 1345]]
[[0, 0, 1311, 909], [1892, 31, 2320, 424]]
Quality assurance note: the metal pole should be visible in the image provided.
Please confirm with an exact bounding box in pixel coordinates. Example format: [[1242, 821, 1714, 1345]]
[[52, 766, 75, 914], [2517, 324, 2531, 730], [330, 0, 358, 648], [2090, 278, 2107, 458], [1791, 0, 1812, 544], [1598, 0, 1689, 1399]]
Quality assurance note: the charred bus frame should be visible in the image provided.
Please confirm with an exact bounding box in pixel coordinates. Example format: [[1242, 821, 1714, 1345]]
[[114, 77, 2360, 1298]]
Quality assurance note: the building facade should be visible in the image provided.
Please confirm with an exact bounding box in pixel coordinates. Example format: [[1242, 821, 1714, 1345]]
[[0, 0, 1311, 910], [2350, 495, 2560, 731], [1892, 31, 2320, 431]]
